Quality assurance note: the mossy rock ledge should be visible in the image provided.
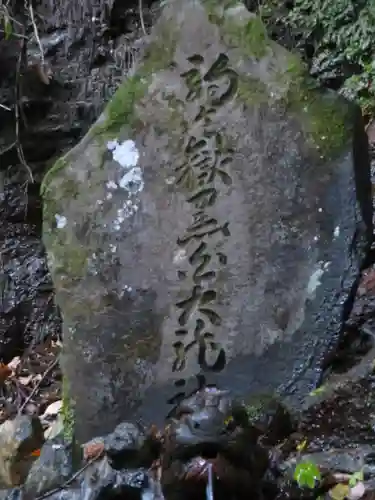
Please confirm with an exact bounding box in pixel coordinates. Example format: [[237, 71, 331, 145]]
[[41, 0, 372, 443]]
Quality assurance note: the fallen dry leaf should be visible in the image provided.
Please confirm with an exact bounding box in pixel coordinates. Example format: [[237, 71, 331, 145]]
[[330, 483, 350, 500], [41, 400, 62, 418], [7, 357, 21, 372], [18, 375, 33, 386], [83, 441, 105, 461], [348, 482, 366, 500], [0, 363, 12, 385]]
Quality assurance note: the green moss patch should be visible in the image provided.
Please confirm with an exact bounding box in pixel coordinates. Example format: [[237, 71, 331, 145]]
[[202, 0, 349, 157], [62, 376, 75, 444], [42, 17, 178, 194], [203, 1, 269, 59], [141, 21, 177, 75], [279, 55, 351, 157], [40, 157, 69, 197], [93, 21, 178, 141], [203, 0, 238, 24], [223, 15, 269, 60], [94, 74, 148, 138], [237, 75, 269, 106]]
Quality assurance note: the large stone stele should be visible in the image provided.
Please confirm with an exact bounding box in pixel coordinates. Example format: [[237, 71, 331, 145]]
[[41, 0, 372, 442]]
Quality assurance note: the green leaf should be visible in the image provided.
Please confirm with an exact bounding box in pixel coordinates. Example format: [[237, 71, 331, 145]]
[[3, 15, 12, 40], [294, 461, 322, 489], [309, 385, 325, 396], [349, 469, 364, 487]]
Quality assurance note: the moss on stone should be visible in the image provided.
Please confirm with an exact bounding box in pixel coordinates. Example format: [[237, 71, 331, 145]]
[[42, 178, 91, 292], [92, 74, 148, 140], [223, 15, 269, 60], [202, 5, 271, 107], [140, 21, 177, 76], [42, 18, 177, 191], [203, 0, 269, 59], [41, 19, 178, 278], [279, 55, 351, 157], [40, 156, 69, 197], [242, 393, 276, 423], [203, 0, 238, 12], [237, 75, 269, 106], [62, 376, 75, 444], [203, 0, 238, 24], [202, 2, 271, 108], [203, 0, 349, 157], [93, 22, 177, 140], [53, 243, 89, 282]]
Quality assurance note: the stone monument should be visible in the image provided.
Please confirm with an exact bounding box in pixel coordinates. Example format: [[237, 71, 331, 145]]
[[42, 0, 372, 441]]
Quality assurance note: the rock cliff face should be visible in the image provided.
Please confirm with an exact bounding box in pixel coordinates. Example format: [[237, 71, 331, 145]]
[[41, 0, 372, 442]]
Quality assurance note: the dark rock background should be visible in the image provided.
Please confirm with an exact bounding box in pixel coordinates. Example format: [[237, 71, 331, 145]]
[[0, 0, 157, 363]]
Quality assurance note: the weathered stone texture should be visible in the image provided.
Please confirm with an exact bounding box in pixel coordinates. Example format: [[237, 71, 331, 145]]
[[42, 0, 372, 441]]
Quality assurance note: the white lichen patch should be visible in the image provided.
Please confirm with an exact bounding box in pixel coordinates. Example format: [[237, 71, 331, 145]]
[[107, 139, 145, 231], [111, 139, 140, 168], [86, 252, 99, 276], [112, 201, 139, 230], [334, 226, 340, 238], [307, 265, 324, 296], [173, 249, 187, 264], [306, 260, 331, 298], [55, 214, 67, 229], [119, 167, 144, 193], [106, 180, 118, 190], [107, 140, 119, 151]]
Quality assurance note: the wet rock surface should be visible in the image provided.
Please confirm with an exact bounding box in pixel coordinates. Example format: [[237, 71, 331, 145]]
[[3, 385, 375, 500], [2, 383, 375, 499], [23, 436, 72, 498], [0, 0, 156, 363], [0, 415, 44, 487], [232, 393, 296, 447], [0, 412, 155, 499], [0, 176, 61, 363], [0, 388, 293, 500], [161, 387, 272, 499], [42, 0, 372, 442]]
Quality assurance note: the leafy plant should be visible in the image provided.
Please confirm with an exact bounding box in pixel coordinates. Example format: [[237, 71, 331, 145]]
[[349, 469, 364, 487], [260, 0, 375, 119], [294, 461, 322, 488], [0, 3, 13, 39]]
